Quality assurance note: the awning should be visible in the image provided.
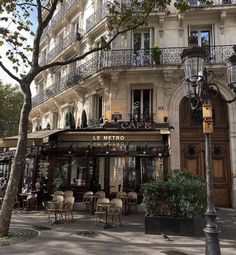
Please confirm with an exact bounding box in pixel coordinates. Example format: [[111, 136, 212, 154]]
[[0, 129, 63, 148]]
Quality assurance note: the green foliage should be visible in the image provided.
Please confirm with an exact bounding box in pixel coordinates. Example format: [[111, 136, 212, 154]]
[[0, 81, 23, 138], [65, 111, 75, 129], [0, 231, 17, 246], [151, 43, 161, 64], [81, 109, 88, 128], [141, 169, 207, 218], [0, 0, 34, 71]]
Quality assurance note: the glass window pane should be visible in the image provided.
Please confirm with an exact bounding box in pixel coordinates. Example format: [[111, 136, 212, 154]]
[[201, 31, 210, 47], [143, 89, 150, 117], [133, 90, 141, 117], [134, 33, 141, 50], [144, 33, 150, 49]]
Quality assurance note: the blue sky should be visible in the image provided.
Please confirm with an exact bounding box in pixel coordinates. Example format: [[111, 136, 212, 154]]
[[0, 4, 38, 94]]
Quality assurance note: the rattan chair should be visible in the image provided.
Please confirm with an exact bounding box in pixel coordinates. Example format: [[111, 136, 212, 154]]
[[53, 190, 64, 196], [43, 195, 64, 222], [108, 198, 123, 226], [83, 191, 94, 211], [95, 191, 105, 198], [116, 191, 127, 198], [22, 193, 37, 210], [64, 190, 73, 198], [0, 190, 5, 208], [95, 197, 110, 225], [59, 196, 75, 223], [127, 192, 138, 213]]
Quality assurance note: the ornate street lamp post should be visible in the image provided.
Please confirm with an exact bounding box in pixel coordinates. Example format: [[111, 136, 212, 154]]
[[181, 42, 236, 255]]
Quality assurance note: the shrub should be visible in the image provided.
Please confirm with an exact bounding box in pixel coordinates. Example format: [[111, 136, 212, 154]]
[[141, 169, 206, 218]]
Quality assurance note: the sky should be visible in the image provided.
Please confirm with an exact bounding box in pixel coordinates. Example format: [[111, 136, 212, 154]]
[[0, 4, 38, 95]]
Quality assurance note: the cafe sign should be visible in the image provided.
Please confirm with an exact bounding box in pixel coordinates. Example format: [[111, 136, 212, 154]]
[[119, 121, 153, 130]]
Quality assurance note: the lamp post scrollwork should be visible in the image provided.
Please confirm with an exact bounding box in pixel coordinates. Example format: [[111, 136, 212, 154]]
[[181, 41, 236, 255]]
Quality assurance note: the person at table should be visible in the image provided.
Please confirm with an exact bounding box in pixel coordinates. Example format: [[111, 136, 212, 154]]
[[0, 178, 7, 191]]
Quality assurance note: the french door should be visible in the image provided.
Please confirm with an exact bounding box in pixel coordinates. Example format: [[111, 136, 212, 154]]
[[179, 96, 231, 207]]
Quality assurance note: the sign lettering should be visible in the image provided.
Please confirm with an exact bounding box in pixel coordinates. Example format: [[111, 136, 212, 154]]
[[120, 122, 152, 129]]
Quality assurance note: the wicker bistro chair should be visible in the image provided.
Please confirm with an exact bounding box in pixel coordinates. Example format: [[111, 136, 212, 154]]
[[127, 192, 138, 213], [42, 195, 64, 222], [22, 193, 37, 210], [59, 196, 75, 223], [0, 190, 5, 208], [64, 190, 73, 198], [95, 197, 110, 225], [116, 191, 127, 198], [95, 191, 105, 198], [83, 191, 94, 211], [116, 191, 128, 215], [53, 190, 64, 196], [107, 198, 123, 226]]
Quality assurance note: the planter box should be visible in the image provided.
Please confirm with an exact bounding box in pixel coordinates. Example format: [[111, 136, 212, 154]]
[[145, 215, 205, 236]]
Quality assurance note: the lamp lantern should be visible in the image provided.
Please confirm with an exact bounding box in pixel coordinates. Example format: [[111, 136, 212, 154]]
[[225, 45, 236, 92], [181, 45, 205, 84]]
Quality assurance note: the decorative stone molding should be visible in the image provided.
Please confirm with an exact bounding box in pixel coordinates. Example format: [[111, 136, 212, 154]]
[[177, 11, 184, 37], [158, 13, 165, 38], [75, 88, 86, 106], [220, 11, 227, 35], [86, 35, 94, 50], [53, 99, 62, 110], [111, 71, 120, 98], [98, 74, 105, 87], [163, 71, 175, 97]]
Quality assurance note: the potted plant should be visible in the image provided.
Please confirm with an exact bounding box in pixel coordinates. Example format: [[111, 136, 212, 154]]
[[142, 169, 206, 236], [65, 111, 75, 129], [151, 43, 161, 65], [81, 109, 88, 128]]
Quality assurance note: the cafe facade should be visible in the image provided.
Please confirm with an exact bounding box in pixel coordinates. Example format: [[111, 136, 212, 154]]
[[1, 1, 236, 208], [0, 122, 171, 202]]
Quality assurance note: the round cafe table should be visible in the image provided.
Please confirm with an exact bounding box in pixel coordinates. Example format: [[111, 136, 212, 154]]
[[97, 202, 115, 229]]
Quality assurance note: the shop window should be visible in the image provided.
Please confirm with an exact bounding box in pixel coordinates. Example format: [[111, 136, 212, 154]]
[[53, 158, 69, 190], [131, 89, 153, 122], [71, 157, 87, 187]]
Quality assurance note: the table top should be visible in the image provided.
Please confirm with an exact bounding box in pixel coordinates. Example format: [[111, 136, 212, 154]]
[[19, 193, 31, 196], [98, 202, 115, 207], [117, 195, 129, 199]]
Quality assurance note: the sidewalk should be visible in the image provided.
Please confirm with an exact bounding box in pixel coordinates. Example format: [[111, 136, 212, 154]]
[[0, 207, 235, 255]]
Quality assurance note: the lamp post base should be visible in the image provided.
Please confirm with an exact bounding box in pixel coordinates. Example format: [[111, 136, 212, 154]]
[[204, 211, 221, 255]]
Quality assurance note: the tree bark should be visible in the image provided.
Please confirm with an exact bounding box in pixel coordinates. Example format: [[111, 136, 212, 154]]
[[0, 81, 32, 237]]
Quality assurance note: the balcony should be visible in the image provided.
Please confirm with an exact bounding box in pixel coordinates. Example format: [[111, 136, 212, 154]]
[[129, 113, 154, 123], [32, 45, 234, 108], [41, 0, 81, 41], [45, 28, 84, 63], [86, 2, 108, 31], [188, 0, 233, 7]]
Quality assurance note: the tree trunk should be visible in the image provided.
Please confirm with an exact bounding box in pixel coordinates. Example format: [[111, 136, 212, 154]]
[[0, 82, 32, 237]]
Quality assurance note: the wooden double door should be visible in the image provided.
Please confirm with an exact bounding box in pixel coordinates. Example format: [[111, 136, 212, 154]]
[[179, 96, 231, 207]]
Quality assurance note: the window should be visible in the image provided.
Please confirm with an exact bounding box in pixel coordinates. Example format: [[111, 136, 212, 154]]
[[132, 28, 154, 66], [131, 89, 153, 122], [189, 25, 214, 62], [190, 30, 210, 47], [91, 94, 103, 126]]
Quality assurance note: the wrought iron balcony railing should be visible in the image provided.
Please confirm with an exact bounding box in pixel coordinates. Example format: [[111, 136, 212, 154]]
[[129, 113, 154, 123], [188, 0, 232, 6], [86, 1, 108, 31], [32, 45, 234, 108], [47, 29, 83, 63], [41, 0, 81, 41]]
